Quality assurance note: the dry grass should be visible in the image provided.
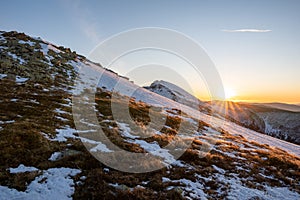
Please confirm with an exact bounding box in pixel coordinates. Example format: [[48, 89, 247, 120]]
[[1, 31, 299, 199]]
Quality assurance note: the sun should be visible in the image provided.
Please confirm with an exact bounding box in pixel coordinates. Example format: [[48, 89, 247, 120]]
[[224, 87, 236, 100]]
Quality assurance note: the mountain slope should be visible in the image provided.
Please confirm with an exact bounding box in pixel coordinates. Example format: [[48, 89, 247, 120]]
[[259, 102, 300, 112], [144, 80, 207, 111], [210, 101, 300, 145], [0, 31, 300, 200], [146, 80, 300, 145]]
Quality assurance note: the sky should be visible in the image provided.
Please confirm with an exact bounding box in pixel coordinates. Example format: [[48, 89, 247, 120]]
[[1, 0, 299, 103]]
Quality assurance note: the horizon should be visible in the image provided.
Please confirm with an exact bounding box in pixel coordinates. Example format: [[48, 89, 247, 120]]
[[209, 99, 300, 105], [1, 2, 300, 198], [1, 0, 299, 104]]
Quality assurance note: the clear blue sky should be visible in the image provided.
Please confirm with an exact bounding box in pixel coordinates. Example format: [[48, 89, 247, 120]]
[[1, 0, 299, 103]]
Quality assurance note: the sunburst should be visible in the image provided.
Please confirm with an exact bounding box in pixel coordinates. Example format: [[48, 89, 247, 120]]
[[224, 87, 236, 100]]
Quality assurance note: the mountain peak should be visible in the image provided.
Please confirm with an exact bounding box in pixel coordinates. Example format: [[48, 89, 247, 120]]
[[144, 80, 206, 111]]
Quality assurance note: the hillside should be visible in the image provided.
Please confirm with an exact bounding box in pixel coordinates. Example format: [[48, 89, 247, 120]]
[[144, 80, 208, 112], [146, 80, 300, 145], [210, 101, 300, 145], [0, 31, 300, 200], [258, 103, 300, 112]]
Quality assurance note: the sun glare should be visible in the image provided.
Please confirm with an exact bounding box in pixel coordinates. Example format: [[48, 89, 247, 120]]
[[225, 87, 236, 100]]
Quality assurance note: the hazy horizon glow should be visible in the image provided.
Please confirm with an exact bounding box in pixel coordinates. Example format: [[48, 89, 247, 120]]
[[0, 0, 299, 104]]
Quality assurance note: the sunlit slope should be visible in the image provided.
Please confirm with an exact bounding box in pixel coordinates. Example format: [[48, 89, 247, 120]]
[[0, 31, 299, 199]]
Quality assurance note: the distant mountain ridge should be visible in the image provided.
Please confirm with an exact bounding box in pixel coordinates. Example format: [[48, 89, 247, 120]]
[[257, 102, 300, 112], [145, 80, 300, 144]]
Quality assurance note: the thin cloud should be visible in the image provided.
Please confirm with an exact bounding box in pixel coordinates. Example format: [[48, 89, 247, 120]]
[[222, 29, 272, 33]]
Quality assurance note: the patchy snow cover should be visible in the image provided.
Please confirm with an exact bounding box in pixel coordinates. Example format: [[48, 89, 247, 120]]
[[199, 157, 300, 199], [51, 127, 78, 142], [9, 164, 38, 173], [0, 73, 7, 79], [40, 42, 62, 55], [15, 76, 29, 83], [48, 152, 63, 161], [39, 43, 56, 66], [48, 127, 97, 142], [211, 102, 300, 144], [0, 120, 15, 125], [0, 119, 16, 130], [48, 44, 62, 54], [66, 60, 80, 72], [2, 32, 300, 199], [73, 60, 300, 157], [129, 139, 176, 165], [18, 40, 35, 46], [56, 116, 69, 122], [258, 111, 300, 140], [219, 174, 300, 200], [44, 126, 113, 153], [7, 52, 26, 64], [212, 165, 225, 174], [79, 118, 98, 127], [50, 127, 94, 142], [0, 168, 81, 200], [117, 122, 140, 139], [90, 142, 113, 153], [0, 32, 4, 41], [162, 163, 300, 200], [264, 118, 281, 135], [166, 178, 207, 200]]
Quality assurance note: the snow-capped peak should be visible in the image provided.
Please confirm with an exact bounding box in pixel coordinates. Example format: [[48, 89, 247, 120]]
[[144, 80, 204, 110]]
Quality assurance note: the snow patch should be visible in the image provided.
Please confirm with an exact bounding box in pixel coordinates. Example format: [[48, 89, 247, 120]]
[[7, 52, 26, 64], [166, 178, 207, 200], [9, 164, 38, 173], [40, 43, 62, 55], [118, 122, 140, 139], [227, 179, 300, 200], [51, 127, 78, 142], [66, 60, 80, 72], [46, 127, 113, 152], [130, 139, 176, 165], [16, 76, 29, 83], [212, 165, 225, 174], [56, 116, 69, 122], [0, 74, 7, 79], [90, 142, 113, 153], [48, 152, 63, 161], [0, 120, 15, 125], [214, 173, 300, 200], [18, 40, 35, 46], [0, 167, 81, 200]]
